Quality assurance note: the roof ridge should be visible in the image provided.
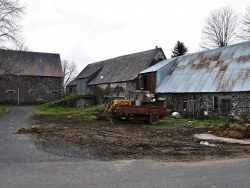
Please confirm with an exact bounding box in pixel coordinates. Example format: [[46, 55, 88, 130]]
[[85, 48, 161, 67], [177, 41, 250, 59], [0, 49, 60, 56]]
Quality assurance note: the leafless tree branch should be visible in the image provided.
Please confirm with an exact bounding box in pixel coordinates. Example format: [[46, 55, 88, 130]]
[[0, 0, 28, 76], [238, 4, 250, 41], [200, 6, 239, 50], [62, 60, 78, 93], [0, 0, 25, 49]]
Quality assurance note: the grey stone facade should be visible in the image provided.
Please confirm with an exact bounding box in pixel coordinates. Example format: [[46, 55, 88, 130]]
[[66, 85, 77, 96], [69, 47, 166, 102], [158, 92, 250, 118], [0, 75, 63, 104], [87, 81, 137, 103]]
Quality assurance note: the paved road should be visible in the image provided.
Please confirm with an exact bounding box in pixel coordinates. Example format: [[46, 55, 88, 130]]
[[1, 106, 250, 188]]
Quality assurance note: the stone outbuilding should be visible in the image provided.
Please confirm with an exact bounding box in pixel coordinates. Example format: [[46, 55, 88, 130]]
[[0, 49, 63, 104], [140, 41, 250, 118], [67, 47, 166, 103]]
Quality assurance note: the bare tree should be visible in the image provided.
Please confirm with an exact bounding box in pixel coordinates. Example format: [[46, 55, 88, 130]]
[[14, 35, 29, 51], [0, 1, 29, 77], [0, 0, 25, 49], [62, 60, 78, 93], [238, 4, 250, 40], [200, 6, 238, 50], [0, 50, 25, 76]]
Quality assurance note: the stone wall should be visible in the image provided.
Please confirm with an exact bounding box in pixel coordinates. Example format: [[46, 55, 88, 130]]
[[86, 81, 137, 103], [158, 92, 250, 118], [0, 75, 63, 104], [66, 85, 77, 96], [48, 95, 96, 108]]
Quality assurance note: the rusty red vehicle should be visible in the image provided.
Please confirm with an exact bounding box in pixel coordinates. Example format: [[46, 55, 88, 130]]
[[98, 90, 167, 124]]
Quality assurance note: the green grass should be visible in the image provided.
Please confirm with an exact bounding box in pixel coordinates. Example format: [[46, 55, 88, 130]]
[[35, 104, 79, 114], [78, 104, 105, 119], [35, 103, 105, 119], [0, 107, 6, 115], [151, 116, 233, 129], [34, 99, 234, 126]]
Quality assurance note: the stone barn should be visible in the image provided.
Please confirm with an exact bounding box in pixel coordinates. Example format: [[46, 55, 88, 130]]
[[68, 47, 165, 103], [0, 49, 63, 104], [140, 41, 250, 118]]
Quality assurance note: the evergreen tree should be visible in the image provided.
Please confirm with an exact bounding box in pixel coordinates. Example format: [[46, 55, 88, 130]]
[[171, 41, 188, 58]]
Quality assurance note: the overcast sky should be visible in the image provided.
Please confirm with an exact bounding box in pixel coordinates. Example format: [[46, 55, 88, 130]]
[[20, 0, 250, 72]]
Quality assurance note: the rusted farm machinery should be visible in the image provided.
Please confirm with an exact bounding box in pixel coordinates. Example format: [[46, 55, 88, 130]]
[[97, 90, 166, 124]]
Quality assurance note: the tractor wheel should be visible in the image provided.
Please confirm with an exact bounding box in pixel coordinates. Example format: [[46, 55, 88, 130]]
[[149, 116, 160, 125]]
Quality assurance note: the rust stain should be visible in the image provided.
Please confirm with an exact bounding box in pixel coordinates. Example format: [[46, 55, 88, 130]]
[[205, 56, 213, 62], [215, 60, 224, 67], [196, 64, 204, 70], [191, 64, 197, 70], [200, 57, 207, 64], [219, 64, 228, 71], [211, 51, 222, 61], [236, 56, 250, 64], [203, 62, 210, 69], [215, 71, 226, 91]]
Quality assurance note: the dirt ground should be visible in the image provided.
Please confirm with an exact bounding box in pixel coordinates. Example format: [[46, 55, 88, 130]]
[[17, 114, 250, 162]]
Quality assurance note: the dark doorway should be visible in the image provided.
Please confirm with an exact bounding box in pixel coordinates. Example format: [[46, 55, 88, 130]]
[[221, 99, 231, 115], [143, 75, 147, 90]]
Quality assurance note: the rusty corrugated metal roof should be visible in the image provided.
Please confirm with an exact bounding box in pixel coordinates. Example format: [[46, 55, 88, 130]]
[[0, 49, 63, 77], [153, 41, 250, 93]]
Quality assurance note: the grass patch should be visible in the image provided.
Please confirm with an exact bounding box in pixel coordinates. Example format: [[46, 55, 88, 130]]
[[0, 107, 6, 115], [35, 104, 79, 114], [35, 102, 104, 118], [34, 95, 97, 115], [78, 104, 105, 119], [152, 116, 233, 129]]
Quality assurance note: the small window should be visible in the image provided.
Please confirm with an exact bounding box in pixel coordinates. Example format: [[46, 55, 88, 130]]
[[52, 91, 58, 96], [5, 90, 15, 94], [213, 97, 218, 110], [68, 87, 73, 93], [183, 101, 188, 110]]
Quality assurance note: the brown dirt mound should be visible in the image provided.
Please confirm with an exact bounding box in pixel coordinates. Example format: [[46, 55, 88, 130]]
[[16, 114, 250, 162], [213, 123, 250, 139]]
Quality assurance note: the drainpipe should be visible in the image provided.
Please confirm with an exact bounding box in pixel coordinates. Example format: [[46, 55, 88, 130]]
[[17, 88, 20, 105], [17, 74, 20, 105]]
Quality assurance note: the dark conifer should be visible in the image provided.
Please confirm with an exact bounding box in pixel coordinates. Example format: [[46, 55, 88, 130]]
[[171, 41, 188, 58]]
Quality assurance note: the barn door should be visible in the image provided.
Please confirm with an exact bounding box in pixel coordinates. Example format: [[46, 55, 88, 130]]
[[221, 99, 231, 115]]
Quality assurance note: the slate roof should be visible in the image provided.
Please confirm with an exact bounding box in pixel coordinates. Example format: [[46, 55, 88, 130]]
[[0, 49, 63, 77], [67, 78, 76, 86], [143, 41, 250, 93], [77, 48, 164, 85]]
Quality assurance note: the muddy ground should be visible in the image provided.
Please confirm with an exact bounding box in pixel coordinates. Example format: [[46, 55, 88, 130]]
[[17, 114, 250, 162]]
